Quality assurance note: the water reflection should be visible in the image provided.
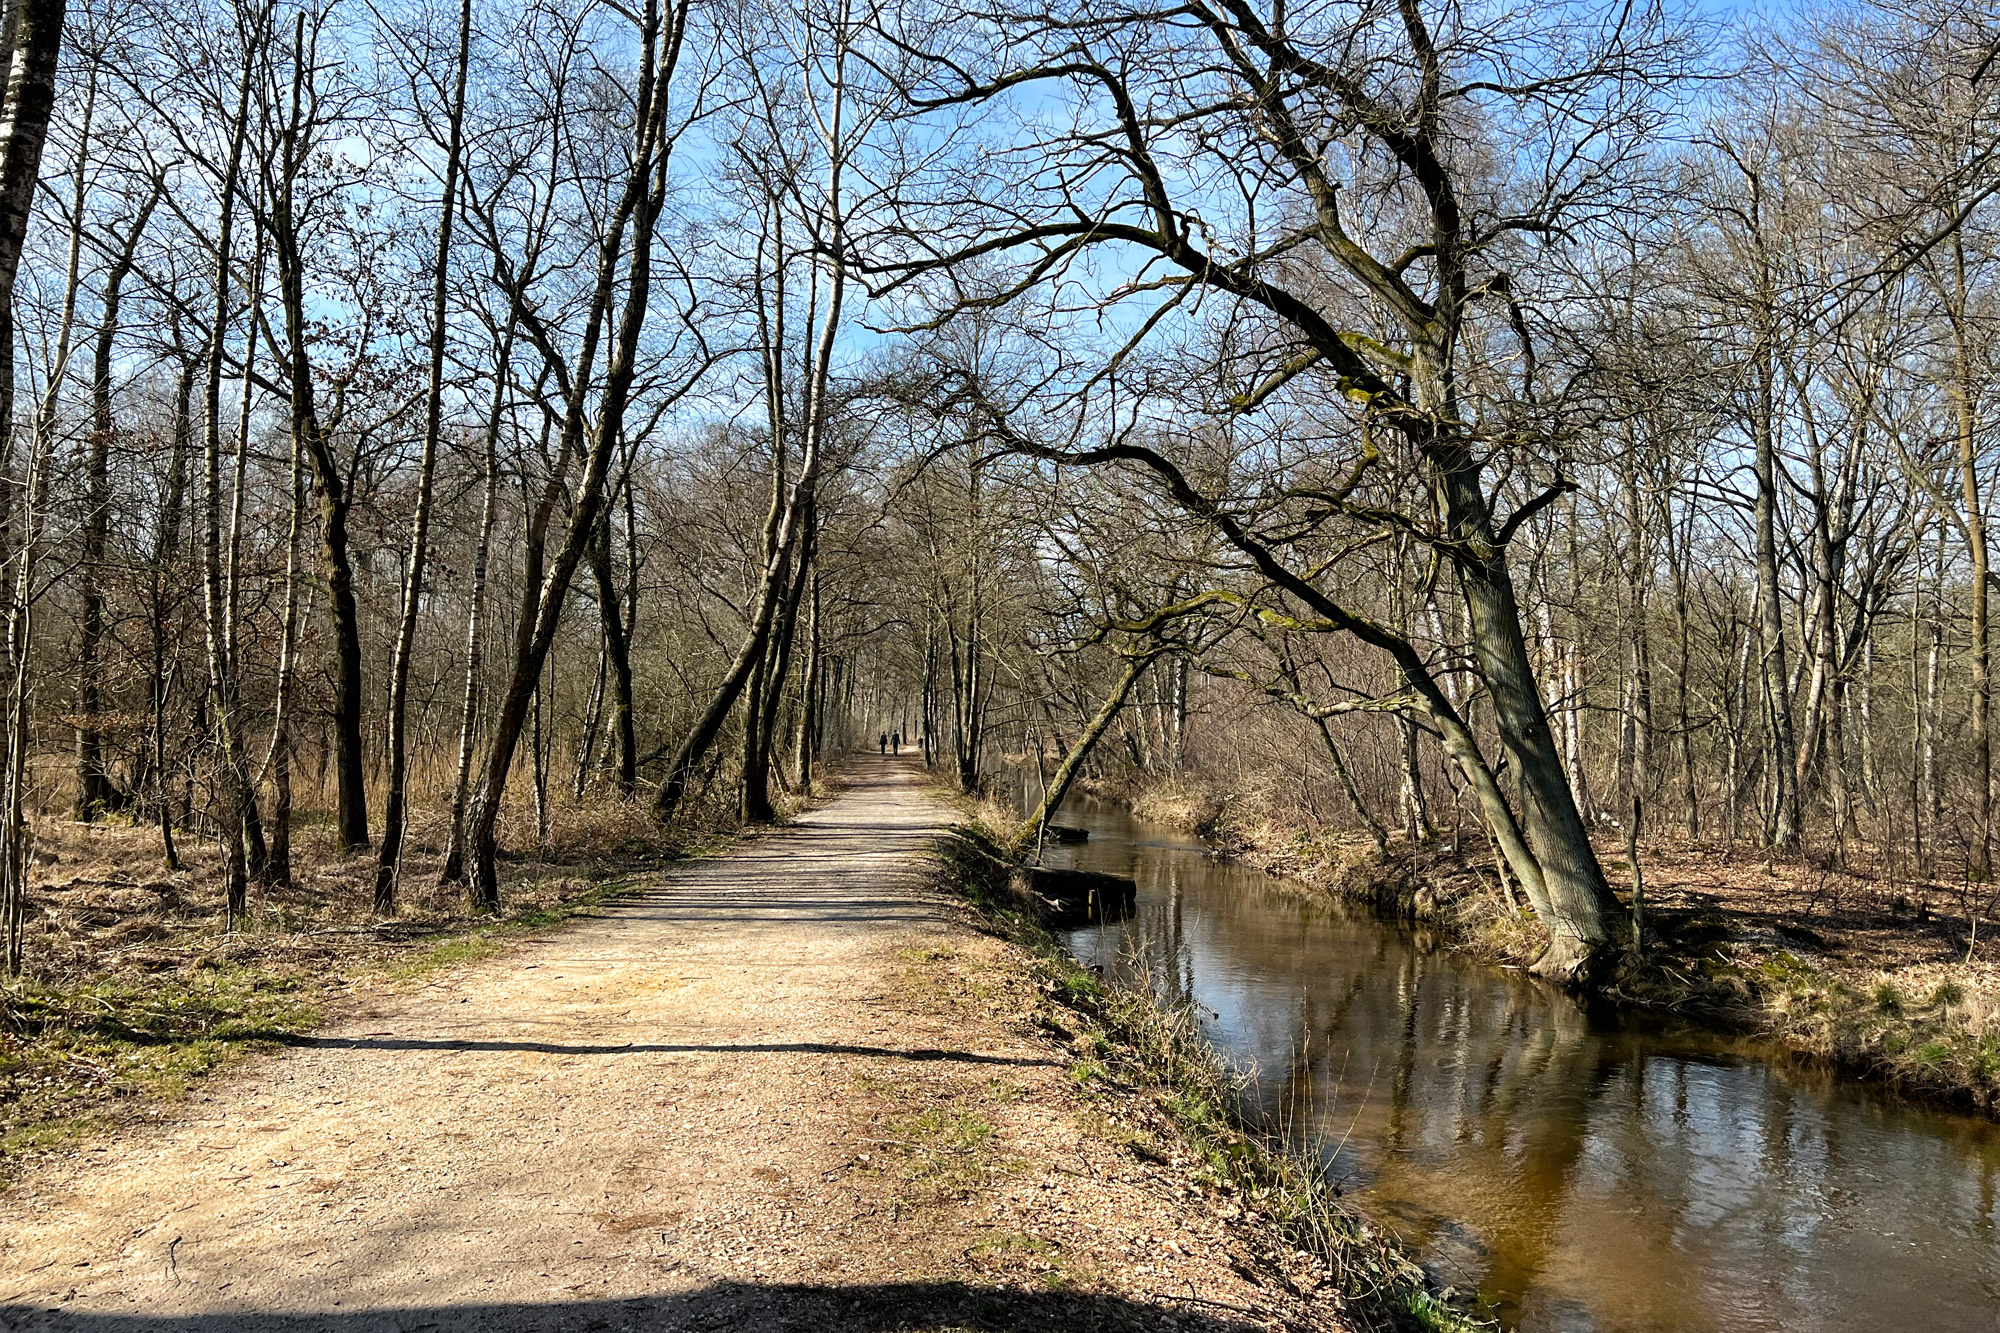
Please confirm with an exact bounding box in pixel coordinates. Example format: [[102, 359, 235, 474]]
[[1043, 794, 2000, 1332]]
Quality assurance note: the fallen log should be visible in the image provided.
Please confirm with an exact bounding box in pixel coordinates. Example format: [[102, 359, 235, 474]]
[[1007, 866, 1137, 927]]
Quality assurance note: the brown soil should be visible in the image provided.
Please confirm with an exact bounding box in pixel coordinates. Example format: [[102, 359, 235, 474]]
[[0, 758, 1346, 1332], [0, 789, 725, 1156]]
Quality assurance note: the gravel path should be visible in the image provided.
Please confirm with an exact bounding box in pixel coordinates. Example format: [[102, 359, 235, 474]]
[[0, 758, 1344, 1332]]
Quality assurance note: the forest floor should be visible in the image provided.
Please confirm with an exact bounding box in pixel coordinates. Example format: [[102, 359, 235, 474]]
[[0, 786, 738, 1163], [0, 757, 1353, 1333], [1578, 839, 2000, 1107]]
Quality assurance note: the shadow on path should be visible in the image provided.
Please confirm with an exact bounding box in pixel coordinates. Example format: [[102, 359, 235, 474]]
[[279, 1035, 1058, 1065], [0, 1281, 1271, 1332]]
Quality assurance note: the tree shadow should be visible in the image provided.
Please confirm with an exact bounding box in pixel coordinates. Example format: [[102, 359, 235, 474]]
[[279, 1035, 1057, 1065], [0, 1279, 1279, 1331]]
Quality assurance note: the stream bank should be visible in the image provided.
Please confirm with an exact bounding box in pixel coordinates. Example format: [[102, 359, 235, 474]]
[[1074, 772, 2000, 1114], [932, 815, 1477, 1333], [1027, 785, 2000, 1332]]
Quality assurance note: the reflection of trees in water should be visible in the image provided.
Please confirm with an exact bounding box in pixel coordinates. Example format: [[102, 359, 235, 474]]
[[1062, 795, 2000, 1331], [1981, 1151, 1998, 1246], [1271, 953, 1387, 1155], [1300, 951, 1639, 1326], [1116, 857, 1195, 1008]]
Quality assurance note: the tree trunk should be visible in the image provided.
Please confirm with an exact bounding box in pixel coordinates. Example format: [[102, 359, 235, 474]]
[[264, 417, 306, 889], [469, 0, 688, 904], [1415, 416, 1619, 975], [1668, 506, 1699, 840], [587, 507, 637, 797], [1753, 344, 1801, 851], [1453, 545, 1621, 976], [740, 624, 774, 821], [0, 72, 66, 959], [439, 321, 515, 886], [273, 10, 368, 853], [0, 409, 52, 973], [1399, 715, 1432, 842], [531, 657, 550, 858], [574, 641, 606, 796], [196, 6, 266, 926], [746, 498, 814, 821], [1619, 461, 1654, 811], [1015, 652, 1155, 849], [0, 0, 64, 497], [77, 178, 160, 820], [1170, 655, 1188, 770], [224, 224, 268, 881], [794, 568, 823, 793], [375, 0, 471, 910], [148, 357, 196, 872], [1952, 238, 1991, 878]]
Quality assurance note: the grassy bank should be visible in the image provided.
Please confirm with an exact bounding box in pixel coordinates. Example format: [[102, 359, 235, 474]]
[[0, 790, 765, 1174], [928, 807, 1480, 1333], [1079, 770, 2000, 1116]]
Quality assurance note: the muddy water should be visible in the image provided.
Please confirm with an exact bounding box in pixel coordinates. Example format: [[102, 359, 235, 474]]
[[1032, 794, 2000, 1331]]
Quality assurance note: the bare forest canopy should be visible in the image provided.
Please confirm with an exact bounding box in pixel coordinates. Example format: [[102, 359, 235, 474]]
[[0, 0, 1995, 983]]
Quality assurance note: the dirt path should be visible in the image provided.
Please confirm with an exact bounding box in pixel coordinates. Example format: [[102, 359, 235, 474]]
[[0, 758, 1342, 1332]]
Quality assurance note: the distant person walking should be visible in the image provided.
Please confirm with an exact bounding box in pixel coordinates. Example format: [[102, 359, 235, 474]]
[[891, 731, 902, 755], [878, 732, 888, 754]]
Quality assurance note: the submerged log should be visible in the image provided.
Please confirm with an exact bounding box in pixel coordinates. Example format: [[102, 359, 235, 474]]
[[1043, 824, 1090, 844], [1007, 865, 1136, 926]]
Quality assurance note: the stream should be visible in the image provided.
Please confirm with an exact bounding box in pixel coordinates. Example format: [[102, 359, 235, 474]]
[[1029, 791, 2000, 1331]]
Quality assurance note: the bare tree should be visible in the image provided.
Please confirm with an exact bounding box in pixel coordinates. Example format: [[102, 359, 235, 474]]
[[465, 0, 696, 906], [375, 0, 472, 911]]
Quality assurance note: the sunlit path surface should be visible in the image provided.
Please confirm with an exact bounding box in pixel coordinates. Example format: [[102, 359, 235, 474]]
[[0, 760, 1334, 1333]]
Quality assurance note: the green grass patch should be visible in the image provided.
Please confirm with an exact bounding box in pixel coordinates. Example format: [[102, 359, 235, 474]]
[[883, 1102, 1000, 1198], [1, 962, 325, 1163], [895, 1105, 994, 1152], [3, 1114, 108, 1154], [1068, 1058, 1109, 1088], [1915, 1041, 1953, 1066]]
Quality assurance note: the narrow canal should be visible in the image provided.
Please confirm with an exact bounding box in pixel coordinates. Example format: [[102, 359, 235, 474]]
[[1033, 793, 2000, 1331]]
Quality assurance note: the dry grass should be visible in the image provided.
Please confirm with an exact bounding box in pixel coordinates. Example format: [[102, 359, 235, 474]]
[[1114, 774, 1245, 847]]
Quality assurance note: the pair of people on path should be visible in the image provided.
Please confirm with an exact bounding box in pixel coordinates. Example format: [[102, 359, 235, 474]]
[[877, 731, 903, 756]]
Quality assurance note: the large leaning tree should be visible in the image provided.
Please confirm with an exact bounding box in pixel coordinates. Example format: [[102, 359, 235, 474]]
[[871, 0, 1694, 979]]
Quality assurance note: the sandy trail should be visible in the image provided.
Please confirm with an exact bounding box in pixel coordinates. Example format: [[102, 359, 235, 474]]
[[0, 759, 1337, 1332]]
